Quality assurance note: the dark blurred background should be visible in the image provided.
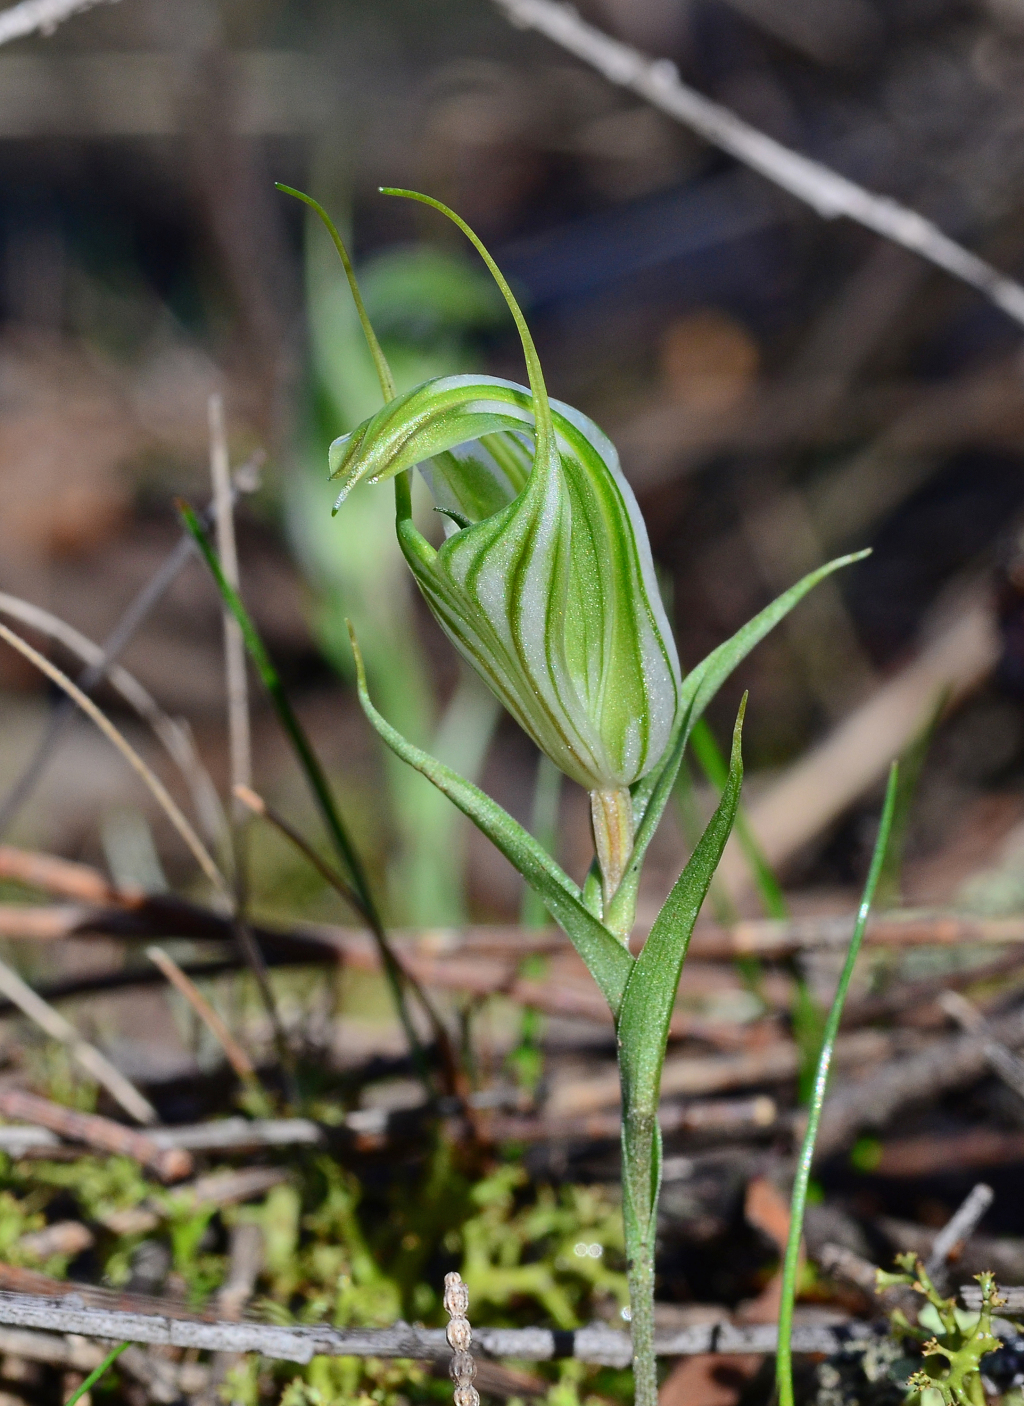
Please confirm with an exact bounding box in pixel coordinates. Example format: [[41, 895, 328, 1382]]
[[3, 0, 1024, 932]]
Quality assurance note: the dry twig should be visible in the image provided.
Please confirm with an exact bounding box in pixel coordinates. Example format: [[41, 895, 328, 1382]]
[[817, 1007, 1024, 1157], [0, 961, 157, 1125], [0, 1090, 188, 1177], [939, 990, 1024, 1103], [0, 0, 118, 45], [492, 0, 1024, 328], [0, 1288, 866, 1364], [145, 945, 256, 1084], [0, 624, 227, 897], [925, 1182, 994, 1279]]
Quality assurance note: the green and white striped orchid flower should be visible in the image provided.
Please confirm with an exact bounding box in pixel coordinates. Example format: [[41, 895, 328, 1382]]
[[328, 192, 681, 908]]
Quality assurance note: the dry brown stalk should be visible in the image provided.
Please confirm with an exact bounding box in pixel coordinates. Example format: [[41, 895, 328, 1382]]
[[0, 846, 123, 906], [145, 945, 256, 1082], [15, 1222, 94, 1262], [0, 1090, 191, 1181], [0, 955, 158, 1125], [869, 1129, 1024, 1177]]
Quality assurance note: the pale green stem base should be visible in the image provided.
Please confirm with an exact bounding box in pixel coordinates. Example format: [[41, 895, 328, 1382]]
[[622, 1102, 660, 1406]]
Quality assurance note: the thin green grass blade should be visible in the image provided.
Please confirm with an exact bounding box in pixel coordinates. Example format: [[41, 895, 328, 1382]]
[[674, 753, 738, 927], [65, 1342, 130, 1406], [776, 763, 899, 1406], [876, 688, 947, 909], [179, 502, 372, 910], [348, 624, 635, 1012], [276, 184, 396, 402], [179, 503, 440, 1091], [607, 550, 869, 935], [690, 717, 788, 920]]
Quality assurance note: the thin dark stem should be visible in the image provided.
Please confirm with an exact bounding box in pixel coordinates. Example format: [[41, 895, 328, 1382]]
[[179, 502, 436, 1094], [233, 785, 464, 1104]]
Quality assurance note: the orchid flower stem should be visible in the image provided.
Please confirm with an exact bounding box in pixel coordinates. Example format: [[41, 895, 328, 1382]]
[[776, 763, 899, 1406]]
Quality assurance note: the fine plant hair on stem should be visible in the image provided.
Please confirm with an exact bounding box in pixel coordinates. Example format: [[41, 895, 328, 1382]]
[[491, 0, 1024, 331], [0, 951, 157, 1124], [776, 764, 899, 1406], [0, 623, 228, 898], [0, 0, 119, 46], [178, 504, 437, 1095], [0, 592, 227, 852]]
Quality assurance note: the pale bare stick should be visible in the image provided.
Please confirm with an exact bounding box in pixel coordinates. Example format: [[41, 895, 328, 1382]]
[[0, 1288, 867, 1362], [925, 1181, 994, 1279], [209, 396, 252, 823], [0, 623, 227, 899], [492, 0, 1024, 330], [145, 945, 256, 1084], [939, 990, 1024, 1104], [0, 0, 118, 46], [0, 957, 157, 1124], [0, 593, 227, 853]]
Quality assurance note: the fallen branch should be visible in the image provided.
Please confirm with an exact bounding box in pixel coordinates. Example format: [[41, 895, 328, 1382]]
[[867, 1128, 1024, 1177], [0, 1090, 190, 1180], [816, 1007, 1024, 1157], [8, 842, 1024, 957], [0, 1289, 868, 1364], [491, 0, 1024, 329], [0, 0, 119, 45]]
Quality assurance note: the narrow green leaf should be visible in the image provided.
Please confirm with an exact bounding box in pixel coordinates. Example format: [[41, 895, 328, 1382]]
[[776, 764, 899, 1406], [65, 1342, 130, 1406], [876, 687, 947, 908], [348, 623, 635, 1012], [178, 502, 373, 911], [616, 698, 744, 1303], [617, 697, 746, 1124], [606, 550, 869, 935], [690, 717, 788, 920], [179, 503, 446, 1094]]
